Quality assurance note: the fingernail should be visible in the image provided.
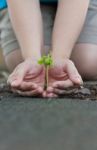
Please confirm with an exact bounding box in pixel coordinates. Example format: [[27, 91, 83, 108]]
[[74, 76, 81, 82], [11, 81, 17, 86], [11, 80, 20, 87], [76, 78, 81, 82], [38, 87, 43, 93], [43, 92, 47, 98]]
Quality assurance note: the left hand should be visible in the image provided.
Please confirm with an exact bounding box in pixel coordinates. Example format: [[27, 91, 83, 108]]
[[7, 59, 45, 97], [43, 59, 83, 98]]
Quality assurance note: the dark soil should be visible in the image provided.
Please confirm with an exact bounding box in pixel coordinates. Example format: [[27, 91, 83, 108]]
[[0, 81, 97, 100]]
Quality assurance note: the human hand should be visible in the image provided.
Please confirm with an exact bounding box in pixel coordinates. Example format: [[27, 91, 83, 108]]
[[7, 59, 45, 96], [43, 59, 83, 98]]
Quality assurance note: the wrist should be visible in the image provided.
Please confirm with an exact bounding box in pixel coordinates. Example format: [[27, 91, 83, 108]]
[[51, 51, 70, 63], [24, 57, 40, 65], [23, 53, 41, 62]]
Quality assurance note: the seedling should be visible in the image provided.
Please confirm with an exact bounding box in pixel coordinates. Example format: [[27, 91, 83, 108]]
[[38, 54, 53, 89]]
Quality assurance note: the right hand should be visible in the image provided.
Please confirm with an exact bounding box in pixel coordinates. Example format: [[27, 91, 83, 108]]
[[7, 59, 45, 96], [43, 59, 83, 98]]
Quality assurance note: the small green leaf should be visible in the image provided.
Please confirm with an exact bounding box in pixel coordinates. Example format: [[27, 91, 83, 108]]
[[38, 54, 53, 66], [38, 58, 44, 64], [44, 58, 51, 66]]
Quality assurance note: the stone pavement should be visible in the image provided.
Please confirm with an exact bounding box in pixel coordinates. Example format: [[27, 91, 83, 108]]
[[0, 91, 97, 150]]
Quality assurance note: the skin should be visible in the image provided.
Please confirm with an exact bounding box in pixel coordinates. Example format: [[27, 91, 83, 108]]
[[51, 0, 90, 59], [7, 0, 43, 60], [6, 0, 91, 97], [43, 59, 83, 98], [7, 0, 44, 96], [46, 0, 89, 97], [71, 44, 97, 80], [7, 58, 45, 96]]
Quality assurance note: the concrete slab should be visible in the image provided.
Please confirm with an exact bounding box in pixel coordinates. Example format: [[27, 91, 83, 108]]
[[0, 92, 97, 150]]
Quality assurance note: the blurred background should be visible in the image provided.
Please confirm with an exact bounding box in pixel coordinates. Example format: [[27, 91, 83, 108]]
[[0, 47, 6, 70], [0, 47, 8, 82]]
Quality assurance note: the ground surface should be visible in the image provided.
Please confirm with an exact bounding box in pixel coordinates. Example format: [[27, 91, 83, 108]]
[[0, 80, 97, 150]]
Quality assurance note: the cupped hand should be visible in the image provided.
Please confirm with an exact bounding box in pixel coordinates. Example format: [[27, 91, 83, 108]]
[[7, 59, 45, 96], [43, 59, 83, 98]]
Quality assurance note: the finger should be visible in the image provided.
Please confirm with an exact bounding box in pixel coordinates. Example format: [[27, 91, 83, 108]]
[[65, 60, 83, 85], [12, 82, 38, 91], [46, 87, 54, 93], [42, 91, 58, 98], [7, 75, 21, 87], [46, 93, 58, 98], [53, 88, 69, 95], [9, 66, 28, 87], [7, 73, 18, 86], [52, 79, 73, 89], [12, 85, 43, 94], [16, 89, 42, 97], [42, 91, 47, 98], [37, 86, 44, 94]]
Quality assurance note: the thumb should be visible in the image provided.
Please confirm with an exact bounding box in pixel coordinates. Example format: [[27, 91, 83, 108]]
[[11, 66, 27, 87], [65, 60, 83, 85]]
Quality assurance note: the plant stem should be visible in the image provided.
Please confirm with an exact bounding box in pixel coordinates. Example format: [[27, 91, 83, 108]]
[[46, 65, 49, 89]]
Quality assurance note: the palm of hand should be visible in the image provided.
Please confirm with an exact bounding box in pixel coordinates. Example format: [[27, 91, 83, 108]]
[[8, 60, 45, 96], [23, 65, 45, 88], [45, 60, 82, 97], [43, 64, 70, 98], [48, 65, 68, 87]]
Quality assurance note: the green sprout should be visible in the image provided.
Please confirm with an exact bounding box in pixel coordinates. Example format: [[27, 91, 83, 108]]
[[38, 54, 53, 66], [38, 54, 53, 89]]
